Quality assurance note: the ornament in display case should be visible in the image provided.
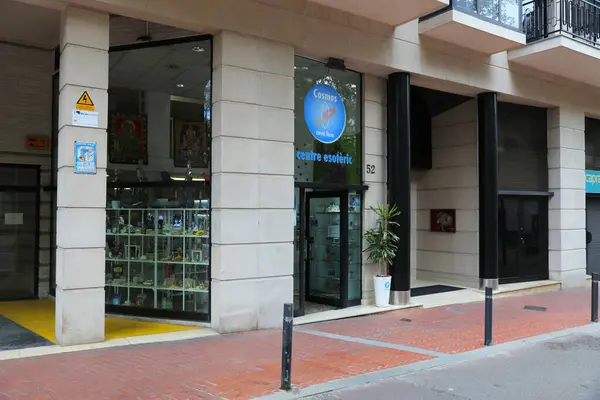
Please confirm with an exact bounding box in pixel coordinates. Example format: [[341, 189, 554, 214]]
[[157, 215, 164, 230], [145, 213, 155, 230], [136, 293, 147, 307], [184, 278, 196, 289]]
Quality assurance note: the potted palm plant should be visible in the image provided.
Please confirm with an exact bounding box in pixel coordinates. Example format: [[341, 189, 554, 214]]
[[363, 204, 400, 307]]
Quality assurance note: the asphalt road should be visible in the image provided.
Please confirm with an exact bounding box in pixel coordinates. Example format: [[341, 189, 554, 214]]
[[304, 331, 600, 400]]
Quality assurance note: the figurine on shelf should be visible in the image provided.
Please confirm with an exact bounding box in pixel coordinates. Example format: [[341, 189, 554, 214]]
[[136, 293, 147, 307], [118, 216, 125, 233], [157, 215, 164, 230], [173, 216, 182, 229], [145, 213, 155, 230], [111, 293, 120, 305]]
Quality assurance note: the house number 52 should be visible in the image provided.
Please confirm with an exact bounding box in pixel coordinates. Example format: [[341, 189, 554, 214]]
[[366, 164, 376, 175]]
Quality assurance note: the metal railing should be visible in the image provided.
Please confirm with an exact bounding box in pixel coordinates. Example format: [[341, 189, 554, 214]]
[[523, 0, 600, 45], [421, 0, 524, 32]]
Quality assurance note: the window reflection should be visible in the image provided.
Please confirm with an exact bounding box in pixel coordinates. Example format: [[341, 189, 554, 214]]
[[454, 0, 521, 30]]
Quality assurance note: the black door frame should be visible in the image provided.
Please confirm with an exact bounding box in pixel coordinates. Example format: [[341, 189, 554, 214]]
[[294, 184, 366, 317], [0, 163, 41, 301], [498, 193, 549, 284], [304, 190, 349, 310]]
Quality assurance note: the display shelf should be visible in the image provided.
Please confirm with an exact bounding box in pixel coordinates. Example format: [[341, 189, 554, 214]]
[[105, 206, 210, 314]]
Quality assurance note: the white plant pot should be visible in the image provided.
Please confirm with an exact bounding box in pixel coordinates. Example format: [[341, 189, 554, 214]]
[[374, 275, 392, 307]]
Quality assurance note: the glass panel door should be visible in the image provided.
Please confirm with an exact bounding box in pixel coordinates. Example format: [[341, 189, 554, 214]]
[[499, 196, 548, 283], [0, 190, 38, 300], [306, 192, 346, 308], [293, 187, 305, 317], [519, 197, 548, 280], [348, 191, 362, 302], [499, 197, 521, 281]]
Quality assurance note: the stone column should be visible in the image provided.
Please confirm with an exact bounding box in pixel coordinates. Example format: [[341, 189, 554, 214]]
[[56, 7, 109, 345], [548, 106, 587, 287], [211, 31, 295, 333], [362, 75, 387, 304]]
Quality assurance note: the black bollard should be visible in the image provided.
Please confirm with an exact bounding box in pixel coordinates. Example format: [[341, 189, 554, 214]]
[[484, 286, 493, 346], [592, 273, 598, 323], [280, 303, 293, 391]]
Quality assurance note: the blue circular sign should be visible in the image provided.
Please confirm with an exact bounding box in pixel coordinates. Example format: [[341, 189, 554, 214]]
[[384, 281, 390, 289], [304, 84, 346, 144]]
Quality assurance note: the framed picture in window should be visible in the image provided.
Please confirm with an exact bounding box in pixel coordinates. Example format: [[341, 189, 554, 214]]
[[108, 113, 148, 165], [173, 120, 209, 168]]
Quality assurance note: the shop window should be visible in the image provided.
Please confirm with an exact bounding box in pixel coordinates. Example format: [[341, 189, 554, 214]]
[[586, 117, 600, 171], [294, 56, 362, 185], [105, 36, 212, 321]]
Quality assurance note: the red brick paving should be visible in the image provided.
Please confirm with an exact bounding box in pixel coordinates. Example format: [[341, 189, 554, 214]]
[[0, 331, 430, 400], [0, 288, 594, 399], [307, 288, 590, 354]]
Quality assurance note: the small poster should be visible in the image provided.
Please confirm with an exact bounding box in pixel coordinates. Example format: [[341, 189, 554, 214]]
[[74, 141, 97, 174], [327, 225, 340, 239]]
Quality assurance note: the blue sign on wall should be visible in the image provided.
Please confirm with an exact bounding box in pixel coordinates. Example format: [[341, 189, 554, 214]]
[[304, 84, 347, 144], [586, 170, 600, 193], [74, 141, 97, 175]]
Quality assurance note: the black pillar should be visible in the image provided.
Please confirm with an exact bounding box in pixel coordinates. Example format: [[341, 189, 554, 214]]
[[387, 72, 411, 304], [478, 92, 499, 289]]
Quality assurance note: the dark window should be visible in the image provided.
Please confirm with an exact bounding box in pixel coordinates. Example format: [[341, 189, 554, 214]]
[[498, 102, 548, 191]]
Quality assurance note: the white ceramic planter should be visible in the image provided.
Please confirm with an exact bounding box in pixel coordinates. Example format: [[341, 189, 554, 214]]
[[374, 275, 392, 307]]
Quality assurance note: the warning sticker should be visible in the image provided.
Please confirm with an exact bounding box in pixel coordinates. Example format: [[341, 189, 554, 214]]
[[76, 91, 95, 111]]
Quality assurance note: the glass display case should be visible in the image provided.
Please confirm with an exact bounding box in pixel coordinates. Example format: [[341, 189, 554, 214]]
[[105, 181, 210, 320]]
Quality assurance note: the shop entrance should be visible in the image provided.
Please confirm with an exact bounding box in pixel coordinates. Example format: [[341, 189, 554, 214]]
[[0, 165, 40, 301], [294, 188, 362, 317], [498, 196, 549, 283]]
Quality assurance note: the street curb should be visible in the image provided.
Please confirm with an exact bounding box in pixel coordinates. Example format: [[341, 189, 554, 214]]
[[256, 323, 600, 399]]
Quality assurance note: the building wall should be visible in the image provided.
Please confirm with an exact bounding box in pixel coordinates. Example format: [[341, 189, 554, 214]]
[[416, 101, 479, 287], [361, 75, 387, 303], [62, 0, 600, 115], [0, 42, 54, 297], [210, 31, 295, 332], [547, 107, 587, 287]]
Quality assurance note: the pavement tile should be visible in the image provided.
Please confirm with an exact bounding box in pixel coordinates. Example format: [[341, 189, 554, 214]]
[[306, 288, 590, 354], [0, 288, 592, 399], [0, 330, 428, 400]]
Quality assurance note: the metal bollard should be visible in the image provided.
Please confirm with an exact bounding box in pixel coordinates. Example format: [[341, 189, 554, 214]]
[[592, 273, 599, 323], [280, 303, 294, 391], [484, 286, 493, 346]]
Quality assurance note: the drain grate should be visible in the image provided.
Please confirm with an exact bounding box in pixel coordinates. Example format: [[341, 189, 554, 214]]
[[524, 305, 548, 312], [400, 318, 412, 323]]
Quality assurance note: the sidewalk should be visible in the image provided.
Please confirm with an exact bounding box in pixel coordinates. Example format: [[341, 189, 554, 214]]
[[0, 287, 592, 400]]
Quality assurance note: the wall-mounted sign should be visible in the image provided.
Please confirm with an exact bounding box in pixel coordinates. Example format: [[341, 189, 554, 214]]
[[304, 84, 346, 144], [4, 213, 23, 225], [72, 109, 99, 128], [74, 141, 97, 174], [430, 209, 456, 233], [76, 91, 95, 112], [25, 135, 49, 151], [586, 170, 600, 194]]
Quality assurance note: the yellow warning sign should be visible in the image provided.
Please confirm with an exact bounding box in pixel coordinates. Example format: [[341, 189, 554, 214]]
[[76, 91, 95, 111]]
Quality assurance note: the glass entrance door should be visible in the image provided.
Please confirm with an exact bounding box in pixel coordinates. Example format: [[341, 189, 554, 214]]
[[0, 189, 39, 300], [305, 191, 347, 308], [499, 196, 548, 283], [294, 188, 362, 317]]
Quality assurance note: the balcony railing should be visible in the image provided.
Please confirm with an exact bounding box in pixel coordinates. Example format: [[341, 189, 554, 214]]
[[523, 0, 600, 45], [421, 0, 524, 31]]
